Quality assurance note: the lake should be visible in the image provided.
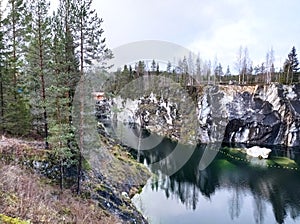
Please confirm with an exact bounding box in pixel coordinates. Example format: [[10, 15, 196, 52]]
[[131, 137, 300, 224]]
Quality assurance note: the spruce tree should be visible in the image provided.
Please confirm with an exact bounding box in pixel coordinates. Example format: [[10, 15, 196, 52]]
[[151, 59, 156, 72], [284, 46, 299, 83]]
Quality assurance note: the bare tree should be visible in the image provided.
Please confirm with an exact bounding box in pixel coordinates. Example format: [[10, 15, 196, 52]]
[[188, 52, 194, 85], [195, 53, 202, 84], [235, 46, 243, 84], [213, 55, 218, 84], [265, 47, 275, 84], [242, 47, 250, 84]]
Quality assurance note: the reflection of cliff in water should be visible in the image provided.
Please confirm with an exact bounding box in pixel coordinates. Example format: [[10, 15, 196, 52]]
[[135, 141, 300, 224]]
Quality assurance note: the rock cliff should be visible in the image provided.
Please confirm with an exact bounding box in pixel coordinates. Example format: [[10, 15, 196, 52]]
[[97, 84, 300, 147]]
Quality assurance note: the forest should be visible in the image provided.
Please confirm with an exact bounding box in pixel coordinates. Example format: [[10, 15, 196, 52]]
[[0, 0, 112, 195]]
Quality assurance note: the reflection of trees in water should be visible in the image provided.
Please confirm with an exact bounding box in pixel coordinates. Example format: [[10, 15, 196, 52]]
[[248, 167, 300, 224], [149, 172, 200, 210], [253, 192, 266, 224], [139, 142, 300, 224], [228, 186, 244, 220]]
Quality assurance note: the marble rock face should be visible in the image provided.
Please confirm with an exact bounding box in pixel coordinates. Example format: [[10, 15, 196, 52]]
[[97, 84, 300, 147], [220, 84, 300, 147]]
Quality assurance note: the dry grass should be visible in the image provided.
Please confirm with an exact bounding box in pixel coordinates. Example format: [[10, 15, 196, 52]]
[[0, 136, 149, 223], [0, 164, 120, 224]]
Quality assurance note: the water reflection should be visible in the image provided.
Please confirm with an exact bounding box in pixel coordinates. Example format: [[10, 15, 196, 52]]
[[134, 140, 300, 224]]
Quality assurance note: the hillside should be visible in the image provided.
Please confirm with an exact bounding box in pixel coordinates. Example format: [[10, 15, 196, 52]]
[[0, 136, 150, 224]]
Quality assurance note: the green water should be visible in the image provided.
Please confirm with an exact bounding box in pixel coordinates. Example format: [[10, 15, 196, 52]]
[[132, 140, 300, 224]]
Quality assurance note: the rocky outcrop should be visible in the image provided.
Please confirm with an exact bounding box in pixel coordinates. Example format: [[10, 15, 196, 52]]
[[97, 84, 300, 147], [221, 84, 300, 146]]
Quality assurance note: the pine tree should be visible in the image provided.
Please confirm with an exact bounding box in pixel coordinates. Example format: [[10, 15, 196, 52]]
[[4, 0, 27, 98], [2, 0, 32, 135], [0, 0, 6, 128], [48, 0, 80, 191], [24, 0, 52, 147], [72, 0, 112, 194]]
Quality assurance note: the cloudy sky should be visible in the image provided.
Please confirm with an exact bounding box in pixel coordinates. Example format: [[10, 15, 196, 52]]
[[3, 0, 300, 73], [87, 0, 300, 72]]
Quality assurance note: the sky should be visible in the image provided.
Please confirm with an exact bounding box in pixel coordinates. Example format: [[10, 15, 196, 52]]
[[87, 0, 300, 72], [3, 0, 300, 73]]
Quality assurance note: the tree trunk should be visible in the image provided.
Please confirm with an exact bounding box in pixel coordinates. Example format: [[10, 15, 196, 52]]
[[60, 158, 64, 191], [77, 13, 84, 195], [12, 0, 17, 100], [0, 70, 3, 119], [38, 12, 49, 149]]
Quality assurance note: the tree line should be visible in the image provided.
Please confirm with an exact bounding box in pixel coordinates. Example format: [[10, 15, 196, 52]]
[[110, 46, 299, 92], [0, 0, 111, 193]]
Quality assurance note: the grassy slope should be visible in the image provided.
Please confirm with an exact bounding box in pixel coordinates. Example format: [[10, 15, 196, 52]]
[[0, 163, 119, 224], [0, 134, 151, 224]]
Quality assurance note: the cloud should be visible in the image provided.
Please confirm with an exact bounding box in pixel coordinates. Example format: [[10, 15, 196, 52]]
[[8, 0, 297, 73], [189, 19, 256, 65], [96, 0, 253, 47], [96, 0, 259, 65], [186, 0, 300, 71]]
